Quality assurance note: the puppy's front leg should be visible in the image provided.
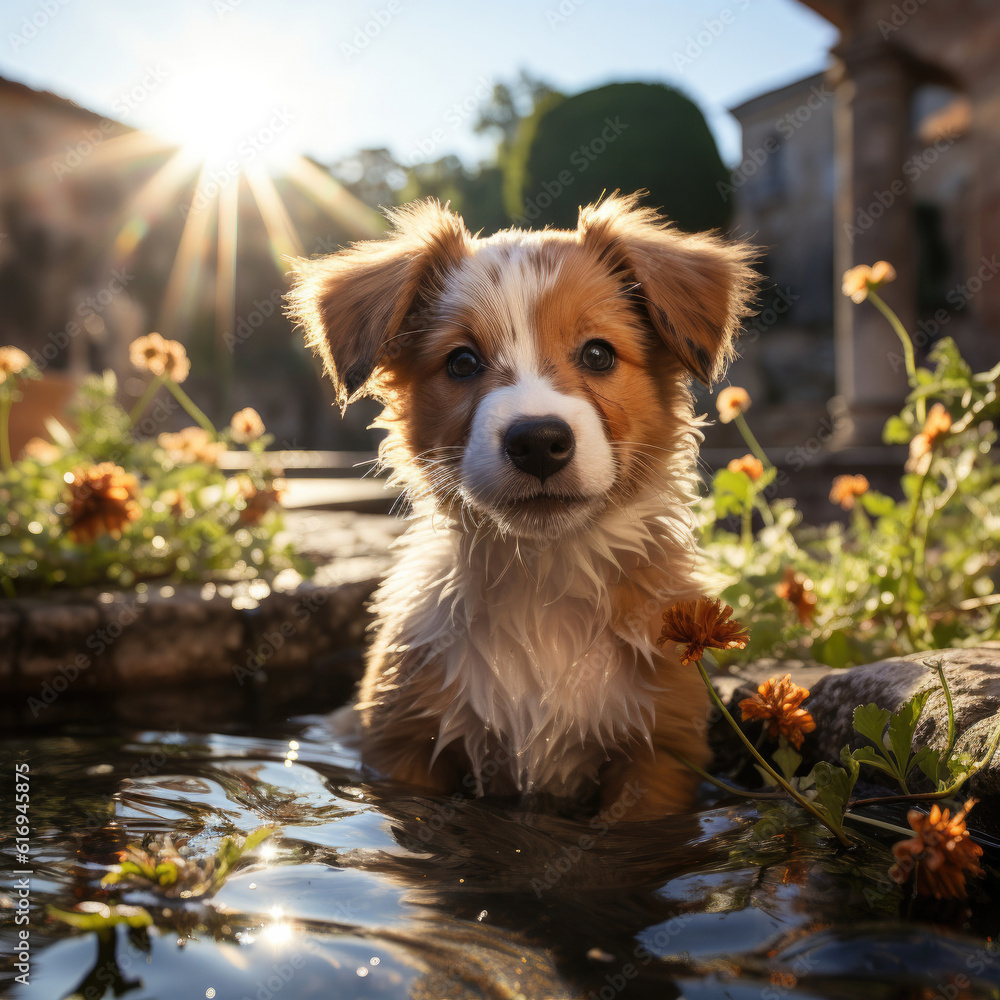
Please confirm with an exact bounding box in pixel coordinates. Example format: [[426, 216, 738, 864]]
[[599, 666, 713, 821]]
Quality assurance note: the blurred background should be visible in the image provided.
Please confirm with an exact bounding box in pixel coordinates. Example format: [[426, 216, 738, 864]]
[[1, 0, 997, 513]]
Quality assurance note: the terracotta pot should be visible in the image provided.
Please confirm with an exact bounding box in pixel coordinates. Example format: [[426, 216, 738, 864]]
[[7, 374, 80, 457]]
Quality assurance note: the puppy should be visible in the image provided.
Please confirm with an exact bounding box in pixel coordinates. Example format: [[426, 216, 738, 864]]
[[288, 192, 756, 820]]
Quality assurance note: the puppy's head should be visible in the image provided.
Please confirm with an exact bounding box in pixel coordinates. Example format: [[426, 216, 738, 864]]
[[288, 192, 756, 539]]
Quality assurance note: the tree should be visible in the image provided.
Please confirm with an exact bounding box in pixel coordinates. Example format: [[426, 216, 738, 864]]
[[505, 82, 731, 233]]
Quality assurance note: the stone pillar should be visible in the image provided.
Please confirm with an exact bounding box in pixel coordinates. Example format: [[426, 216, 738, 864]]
[[831, 35, 915, 445], [967, 62, 1000, 338]]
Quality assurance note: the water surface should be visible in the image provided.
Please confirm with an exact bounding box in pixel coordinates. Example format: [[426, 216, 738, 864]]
[[2, 719, 998, 999]]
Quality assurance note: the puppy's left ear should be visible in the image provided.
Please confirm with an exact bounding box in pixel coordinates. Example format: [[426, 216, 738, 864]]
[[286, 200, 471, 409], [578, 192, 758, 385]]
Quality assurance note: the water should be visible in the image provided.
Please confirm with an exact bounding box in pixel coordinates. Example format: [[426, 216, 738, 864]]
[[2, 717, 998, 1000]]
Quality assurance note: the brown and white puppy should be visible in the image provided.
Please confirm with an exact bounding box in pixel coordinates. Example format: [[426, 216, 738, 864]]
[[288, 192, 756, 820]]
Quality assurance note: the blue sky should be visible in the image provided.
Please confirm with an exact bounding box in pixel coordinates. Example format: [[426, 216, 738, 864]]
[[1, 0, 837, 169]]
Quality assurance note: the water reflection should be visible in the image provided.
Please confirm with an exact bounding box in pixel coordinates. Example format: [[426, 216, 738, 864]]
[[0, 723, 997, 1000]]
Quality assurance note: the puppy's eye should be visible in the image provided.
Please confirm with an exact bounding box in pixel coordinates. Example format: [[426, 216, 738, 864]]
[[446, 348, 483, 379], [580, 339, 616, 372]]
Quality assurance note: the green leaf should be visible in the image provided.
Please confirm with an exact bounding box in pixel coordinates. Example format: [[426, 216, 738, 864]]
[[860, 491, 898, 518], [850, 745, 900, 779], [852, 704, 891, 746], [240, 826, 277, 854], [883, 415, 913, 445], [810, 761, 855, 833], [712, 468, 755, 518], [887, 689, 930, 775], [927, 336, 972, 383], [48, 902, 153, 932], [946, 752, 975, 783], [911, 746, 941, 784], [772, 745, 803, 782], [812, 629, 854, 669]]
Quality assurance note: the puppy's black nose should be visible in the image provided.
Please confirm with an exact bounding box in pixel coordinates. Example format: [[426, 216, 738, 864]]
[[503, 417, 575, 483]]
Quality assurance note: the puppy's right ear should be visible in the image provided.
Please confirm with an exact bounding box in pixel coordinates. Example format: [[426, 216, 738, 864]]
[[286, 200, 471, 409]]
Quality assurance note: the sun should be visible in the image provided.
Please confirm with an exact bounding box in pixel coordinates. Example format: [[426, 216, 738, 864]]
[[142, 31, 300, 172]]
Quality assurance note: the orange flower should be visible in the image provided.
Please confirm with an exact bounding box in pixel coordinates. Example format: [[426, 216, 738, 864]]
[[66, 463, 141, 542], [841, 261, 896, 303], [889, 799, 984, 899], [158, 426, 224, 466], [829, 474, 869, 510], [739, 674, 816, 749], [716, 386, 751, 424], [0, 346, 31, 385], [906, 433, 932, 473], [657, 597, 749, 665], [923, 402, 952, 442], [230, 407, 265, 444], [129, 333, 190, 382], [775, 566, 817, 625], [236, 475, 286, 525], [727, 454, 763, 481], [906, 407, 951, 473]]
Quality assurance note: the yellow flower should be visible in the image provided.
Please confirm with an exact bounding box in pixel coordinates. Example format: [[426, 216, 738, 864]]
[[841, 265, 872, 303], [230, 407, 265, 444], [841, 261, 896, 303], [66, 463, 141, 543], [158, 426, 224, 465], [775, 566, 818, 625], [870, 260, 896, 285], [889, 799, 984, 899], [739, 673, 816, 749], [657, 597, 749, 665], [129, 333, 190, 382], [162, 339, 191, 384], [0, 346, 31, 385], [727, 454, 763, 481], [716, 386, 751, 424], [129, 333, 170, 375], [829, 474, 869, 510]]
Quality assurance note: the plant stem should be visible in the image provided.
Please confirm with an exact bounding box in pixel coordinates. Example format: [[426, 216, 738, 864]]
[[842, 812, 914, 837], [932, 660, 956, 761], [694, 659, 854, 846], [128, 376, 165, 427], [867, 289, 925, 425], [665, 748, 786, 800], [899, 465, 932, 648], [734, 412, 771, 469], [850, 715, 1000, 808], [163, 379, 216, 436], [0, 392, 12, 471]]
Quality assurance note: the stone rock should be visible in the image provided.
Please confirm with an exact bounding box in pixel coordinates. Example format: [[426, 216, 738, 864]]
[[714, 647, 1000, 818], [0, 510, 404, 727], [805, 648, 1000, 801]]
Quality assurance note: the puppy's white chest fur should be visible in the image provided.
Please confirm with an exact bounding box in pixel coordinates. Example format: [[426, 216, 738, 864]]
[[369, 499, 699, 796]]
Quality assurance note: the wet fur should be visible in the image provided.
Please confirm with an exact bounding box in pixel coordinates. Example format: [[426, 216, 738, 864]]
[[287, 192, 756, 819]]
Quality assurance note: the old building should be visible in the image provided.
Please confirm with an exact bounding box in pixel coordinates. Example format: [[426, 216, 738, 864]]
[[801, 0, 999, 441]]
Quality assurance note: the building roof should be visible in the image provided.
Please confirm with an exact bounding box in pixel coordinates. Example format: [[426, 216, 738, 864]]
[[0, 73, 126, 127], [728, 71, 829, 120]]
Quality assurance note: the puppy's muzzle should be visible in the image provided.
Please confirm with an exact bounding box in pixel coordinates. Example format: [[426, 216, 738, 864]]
[[503, 417, 575, 483]]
